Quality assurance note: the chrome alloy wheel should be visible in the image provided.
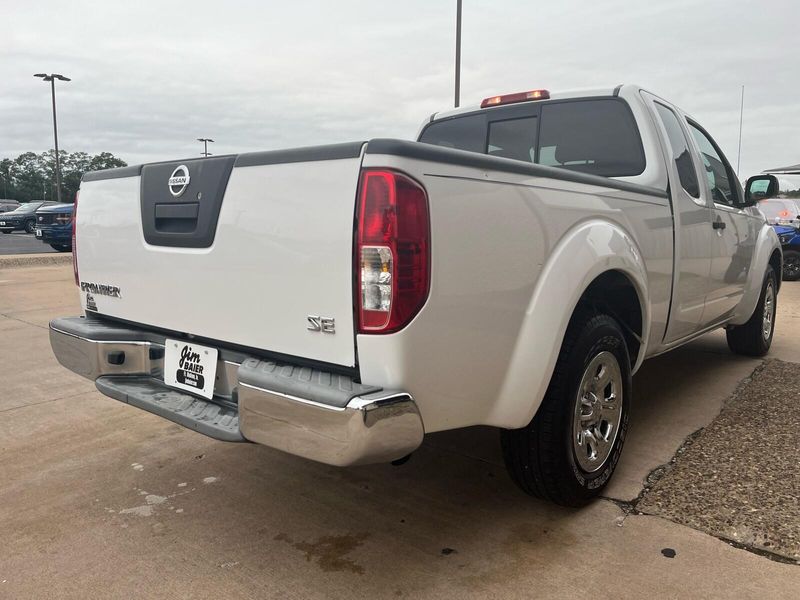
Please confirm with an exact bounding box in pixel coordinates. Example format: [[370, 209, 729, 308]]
[[762, 282, 775, 340], [572, 351, 623, 473]]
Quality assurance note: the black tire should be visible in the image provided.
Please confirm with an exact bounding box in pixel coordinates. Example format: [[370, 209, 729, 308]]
[[726, 266, 777, 357], [501, 312, 632, 507], [25, 220, 35, 234], [50, 244, 71, 252], [783, 250, 800, 282], [1, 230, 10, 234]]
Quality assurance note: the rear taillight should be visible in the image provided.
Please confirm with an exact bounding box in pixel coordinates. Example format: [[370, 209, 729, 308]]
[[356, 170, 430, 334], [72, 191, 79, 285]]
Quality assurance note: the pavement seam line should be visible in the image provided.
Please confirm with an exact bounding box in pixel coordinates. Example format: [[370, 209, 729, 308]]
[[0, 276, 74, 286], [0, 311, 48, 330], [643, 511, 800, 566], [0, 390, 93, 414], [607, 360, 800, 566]]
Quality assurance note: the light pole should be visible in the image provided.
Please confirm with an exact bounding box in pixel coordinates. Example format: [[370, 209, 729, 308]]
[[455, 0, 462, 108], [34, 73, 70, 203], [198, 138, 215, 157]]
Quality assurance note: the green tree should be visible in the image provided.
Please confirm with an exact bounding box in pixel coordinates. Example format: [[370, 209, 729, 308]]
[[12, 152, 47, 202], [61, 151, 91, 202], [0, 150, 127, 203], [0, 158, 14, 199]]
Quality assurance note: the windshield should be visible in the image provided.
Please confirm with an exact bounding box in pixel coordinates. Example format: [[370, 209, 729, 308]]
[[8, 202, 42, 214]]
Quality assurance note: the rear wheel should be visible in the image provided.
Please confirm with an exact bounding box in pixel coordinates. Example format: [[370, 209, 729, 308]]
[[501, 312, 631, 507], [1, 230, 11, 234], [25, 220, 35, 234], [782, 250, 800, 281], [726, 265, 777, 357]]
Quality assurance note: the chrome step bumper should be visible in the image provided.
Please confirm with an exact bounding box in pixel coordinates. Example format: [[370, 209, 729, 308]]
[[49, 316, 424, 466]]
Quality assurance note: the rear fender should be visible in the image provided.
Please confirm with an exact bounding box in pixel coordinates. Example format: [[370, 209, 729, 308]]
[[488, 219, 649, 429]]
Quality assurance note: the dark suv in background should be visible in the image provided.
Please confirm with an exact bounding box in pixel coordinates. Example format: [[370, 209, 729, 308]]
[[0, 199, 21, 213], [34, 203, 74, 252], [0, 201, 56, 234]]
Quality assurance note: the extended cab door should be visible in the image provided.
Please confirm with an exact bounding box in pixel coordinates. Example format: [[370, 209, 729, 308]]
[[643, 94, 713, 343], [686, 121, 756, 324]]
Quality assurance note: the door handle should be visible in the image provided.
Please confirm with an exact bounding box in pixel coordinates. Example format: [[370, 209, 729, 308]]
[[712, 219, 726, 230]]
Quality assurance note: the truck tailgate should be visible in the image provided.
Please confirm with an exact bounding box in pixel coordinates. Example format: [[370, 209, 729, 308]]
[[76, 143, 365, 368]]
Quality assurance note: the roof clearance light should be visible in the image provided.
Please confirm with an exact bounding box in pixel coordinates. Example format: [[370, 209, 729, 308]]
[[480, 89, 550, 108]]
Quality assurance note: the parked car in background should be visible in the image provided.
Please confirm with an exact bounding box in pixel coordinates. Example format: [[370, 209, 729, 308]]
[[772, 223, 800, 281], [758, 197, 800, 226], [749, 176, 800, 281], [35, 203, 74, 252], [0, 199, 21, 213], [0, 201, 56, 233]]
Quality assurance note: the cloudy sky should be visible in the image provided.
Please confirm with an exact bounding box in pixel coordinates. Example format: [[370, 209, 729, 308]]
[[2, 0, 799, 180]]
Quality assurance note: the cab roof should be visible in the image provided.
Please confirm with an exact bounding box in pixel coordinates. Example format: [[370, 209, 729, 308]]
[[431, 86, 622, 122]]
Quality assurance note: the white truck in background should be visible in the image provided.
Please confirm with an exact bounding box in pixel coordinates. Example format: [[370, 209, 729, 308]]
[[50, 85, 781, 506]]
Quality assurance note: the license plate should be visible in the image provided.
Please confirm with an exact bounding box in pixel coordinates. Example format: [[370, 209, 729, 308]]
[[35, 228, 42, 237], [163, 339, 218, 400]]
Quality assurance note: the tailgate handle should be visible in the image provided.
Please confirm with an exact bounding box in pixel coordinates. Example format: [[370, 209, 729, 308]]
[[155, 202, 199, 233], [155, 203, 199, 219]]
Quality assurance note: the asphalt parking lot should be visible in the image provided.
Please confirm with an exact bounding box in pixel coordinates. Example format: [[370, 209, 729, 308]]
[[2, 260, 799, 598], [0, 230, 58, 255]]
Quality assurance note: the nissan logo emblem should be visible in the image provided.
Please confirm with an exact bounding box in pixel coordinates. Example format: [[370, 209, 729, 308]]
[[168, 165, 191, 197]]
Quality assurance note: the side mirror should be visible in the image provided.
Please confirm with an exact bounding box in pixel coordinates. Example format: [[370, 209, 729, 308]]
[[744, 174, 779, 205]]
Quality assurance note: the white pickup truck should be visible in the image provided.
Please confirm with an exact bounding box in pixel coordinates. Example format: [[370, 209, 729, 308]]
[[50, 85, 781, 506]]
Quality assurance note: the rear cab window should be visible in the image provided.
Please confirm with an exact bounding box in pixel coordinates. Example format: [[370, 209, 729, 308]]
[[418, 113, 486, 153], [418, 98, 646, 178], [488, 116, 537, 162]]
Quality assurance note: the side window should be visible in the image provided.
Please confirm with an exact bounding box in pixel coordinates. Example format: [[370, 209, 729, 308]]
[[418, 114, 486, 153], [688, 123, 739, 207], [487, 117, 537, 163], [653, 103, 700, 198]]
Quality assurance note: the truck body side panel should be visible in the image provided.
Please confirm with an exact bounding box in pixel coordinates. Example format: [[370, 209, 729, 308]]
[[356, 152, 673, 432]]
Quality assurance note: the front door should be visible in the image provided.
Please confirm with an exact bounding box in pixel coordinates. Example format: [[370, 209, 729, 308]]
[[687, 121, 756, 324], [646, 96, 713, 343]]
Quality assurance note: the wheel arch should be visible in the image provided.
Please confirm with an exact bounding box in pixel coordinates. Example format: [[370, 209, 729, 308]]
[[770, 248, 783, 289], [729, 225, 782, 325], [574, 270, 644, 366], [489, 219, 650, 430]]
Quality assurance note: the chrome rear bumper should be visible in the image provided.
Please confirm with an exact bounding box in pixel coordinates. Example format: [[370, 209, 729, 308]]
[[238, 385, 423, 466], [49, 316, 424, 466]]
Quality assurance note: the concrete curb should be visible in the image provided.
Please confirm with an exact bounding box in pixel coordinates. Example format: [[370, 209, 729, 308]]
[[0, 253, 73, 269]]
